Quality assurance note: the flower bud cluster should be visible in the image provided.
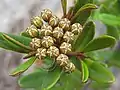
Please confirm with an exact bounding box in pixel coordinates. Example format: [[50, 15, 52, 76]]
[[26, 9, 83, 73]]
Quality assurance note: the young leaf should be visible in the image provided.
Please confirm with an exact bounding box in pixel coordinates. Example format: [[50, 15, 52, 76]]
[[81, 60, 89, 82], [61, 0, 67, 16], [71, 4, 97, 25], [19, 67, 62, 89], [10, 57, 36, 76], [85, 59, 115, 83], [83, 35, 116, 52], [74, 21, 95, 51], [73, 0, 93, 13]]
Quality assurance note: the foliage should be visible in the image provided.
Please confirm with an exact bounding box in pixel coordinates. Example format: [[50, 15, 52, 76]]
[[0, 0, 119, 90]]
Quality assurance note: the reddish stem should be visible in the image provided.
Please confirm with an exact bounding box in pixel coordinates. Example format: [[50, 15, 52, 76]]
[[67, 52, 87, 60]]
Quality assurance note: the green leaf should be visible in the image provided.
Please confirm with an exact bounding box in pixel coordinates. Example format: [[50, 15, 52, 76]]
[[74, 21, 95, 51], [73, 0, 93, 13], [85, 59, 115, 83], [81, 60, 89, 82], [3, 34, 32, 51], [0, 37, 25, 52], [83, 35, 116, 52], [5, 33, 31, 46], [108, 49, 120, 68], [106, 25, 120, 40], [61, 0, 67, 16], [70, 56, 81, 70], [90, 81, 111, 90], [98, 13, 120, 26], [49, 69, 83, 90], [71, 4, 97, 25], [0, 32, 32, 53], [10, 57, 36, 76], [42, 69, 62, 90], [19, 67, 62, 89]]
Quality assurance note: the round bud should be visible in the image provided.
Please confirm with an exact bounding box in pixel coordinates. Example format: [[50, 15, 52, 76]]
[[41, 36, 54, 48], [41, 9, 52, 22], [30, 38, 41, 49], [40, 24, 53, 36], [26, 25, 39, 37], [31, 16, 43, 28], [60, 42, 72, 54], [49, 15, 59, 27], [53, 27, 64, 39], [36, 48, 47, 59], [63, 62, 75, 73], [71, 23, 83, 35], [59, 18, 71, 31], [56, 54, 69, 66], [40, 28, 52, 36], [63, 31, 74, 43], [41, 24, 52, 30], [47, 46, 59, 57]]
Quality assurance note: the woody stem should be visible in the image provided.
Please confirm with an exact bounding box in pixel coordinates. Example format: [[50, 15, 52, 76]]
[[67, 52, 87, 59]]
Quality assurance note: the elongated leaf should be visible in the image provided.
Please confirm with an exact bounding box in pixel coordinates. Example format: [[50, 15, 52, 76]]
[[4, 33, 31, 46], [85, 59, 115, 83], [98, 13, 120, 26], [3, 34, 32, 51], [0, 32, 32, 53], [61, 0, 67, 16], [83, 35, 116, 52], [74, 21, 95, 51], [1, 35, 30, 53], [19, 67, 62, 89], [10, 57, 36, 76], [73, 0, 93, 13], [81, 60, 89, 82], [71, 4, 97, 25], [0, 37, 25, 52]]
